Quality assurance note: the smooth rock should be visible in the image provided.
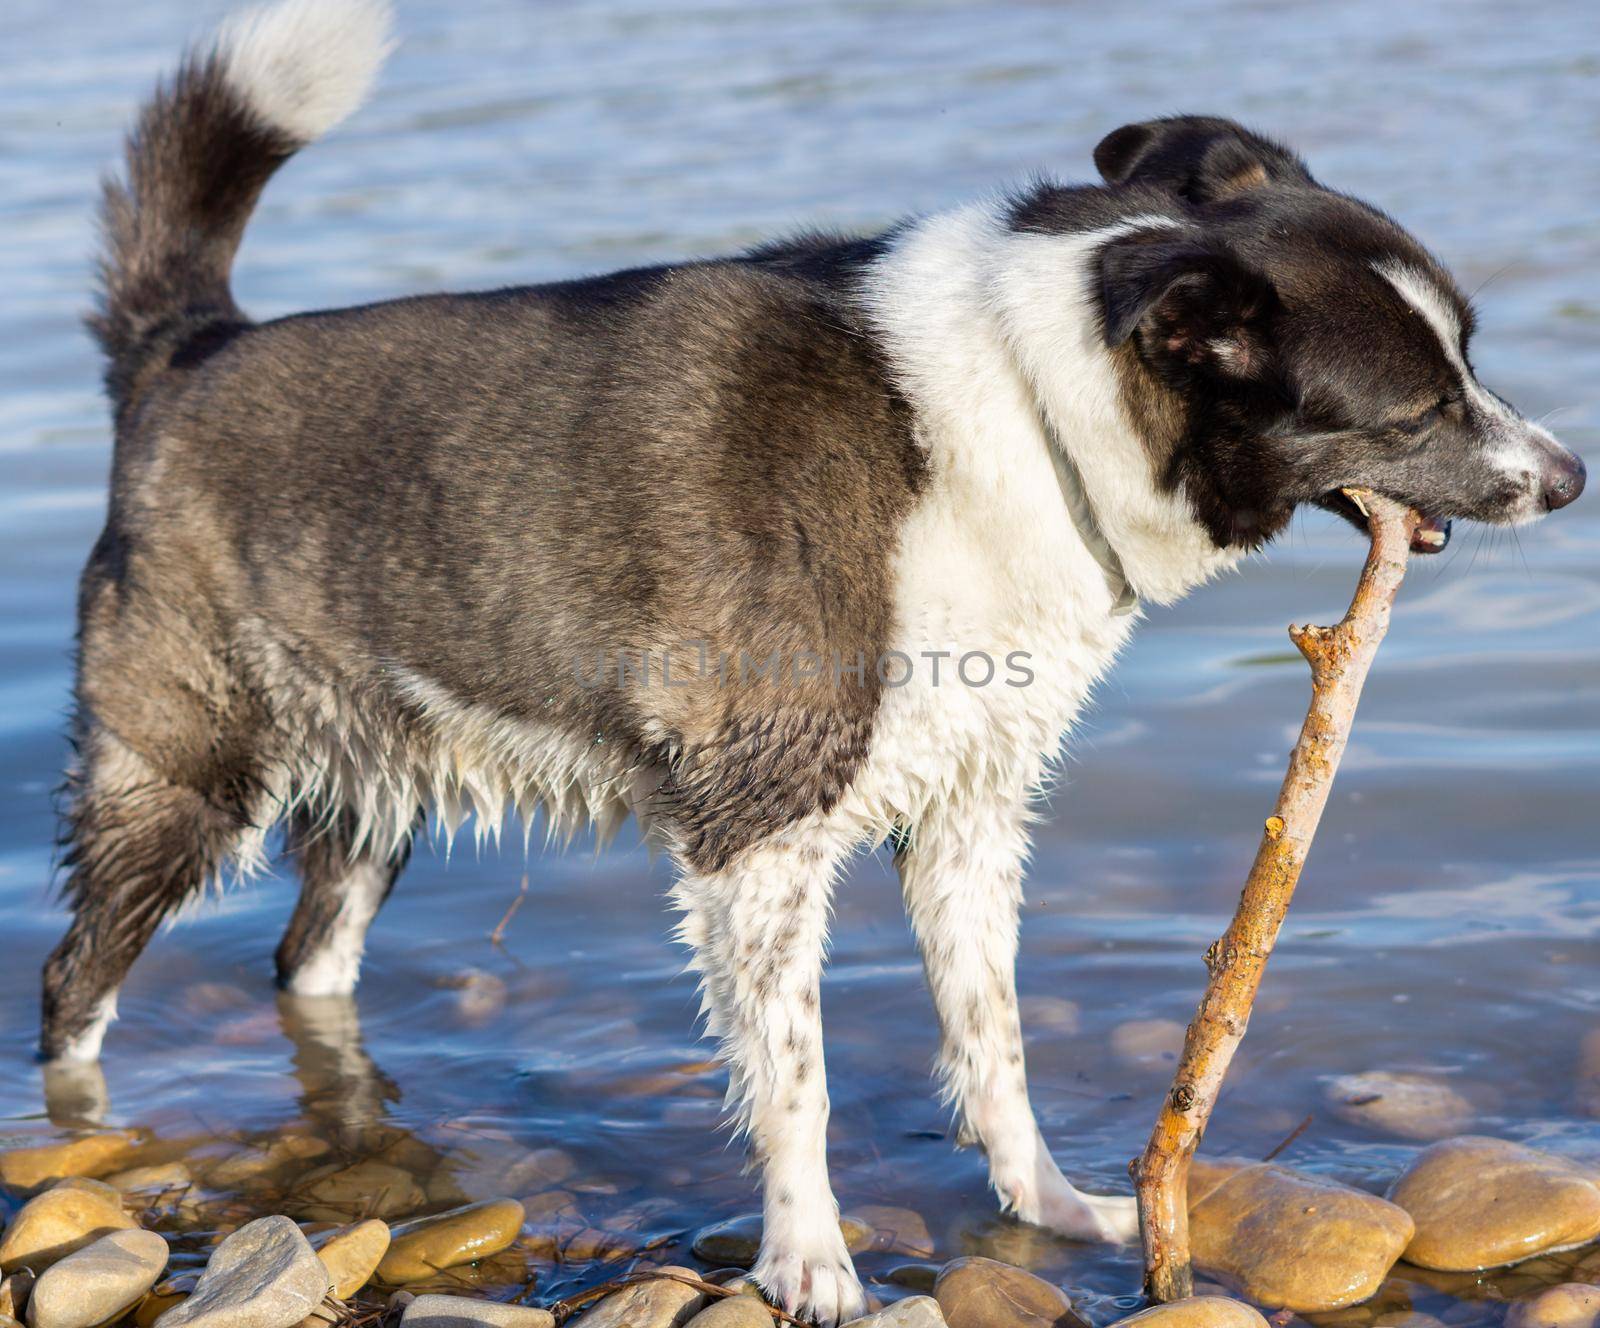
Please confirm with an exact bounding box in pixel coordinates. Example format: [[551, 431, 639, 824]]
[[0, 1272, 33, 1321], [1109, 1020, 1186, 1069], [154, 1216, 330, 1328], [1107, 1298, 1270, 1328], [1506, 1284, 1600, 1328], [691, 1213, 873, 1268], [0, 1136, 136, 1191], [400, 1296, 555, 1327], [685, 1298, 772, 1327], [934, 1257, 1085, 1328], [1324, 1073, 1474, 1141], [377, 1200, 524, 1284], [1, 1318, 21, 1328], [208, 1136, 330, 1188], [26, 1228, 169, 1328], [1018, 997, 1080, 1036], [568, 1266, 705, 1328], [105, 1163, 194, 1195], [0, 1179, 137, 1274], [313, 1220, 390, 1298], [299, 1160, 424, 1222], [1188, 1163, 1414, 1311], [846, 1297, 947, 1327], [854, 1206, 935, 1257], [1388, 1137, 1600, 1271]]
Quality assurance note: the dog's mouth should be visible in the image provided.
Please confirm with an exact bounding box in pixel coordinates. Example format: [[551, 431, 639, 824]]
[[1321, 490, 1452, 555]]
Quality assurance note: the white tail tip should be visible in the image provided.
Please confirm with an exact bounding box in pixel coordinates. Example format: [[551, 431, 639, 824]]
[[218, 0, 395, 143]]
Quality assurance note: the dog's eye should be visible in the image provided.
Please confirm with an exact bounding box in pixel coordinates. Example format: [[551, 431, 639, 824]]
[[1394, 395, 1455, 436]]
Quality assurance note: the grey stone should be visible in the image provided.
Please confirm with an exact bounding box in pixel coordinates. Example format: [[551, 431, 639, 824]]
[[400, 1295, 555, 1328], [154, 1216, 329, 1328], [26, 1228, 168, 1328], [569, 1267, 705, 1328], [845, 1297, 948, 1327]]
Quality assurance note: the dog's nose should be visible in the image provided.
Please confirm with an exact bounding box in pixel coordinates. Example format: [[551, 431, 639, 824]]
[[1543, 448, 1586, 511]]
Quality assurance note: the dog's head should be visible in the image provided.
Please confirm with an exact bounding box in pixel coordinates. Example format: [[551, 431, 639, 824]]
[[1093, 115, 1584, 554]]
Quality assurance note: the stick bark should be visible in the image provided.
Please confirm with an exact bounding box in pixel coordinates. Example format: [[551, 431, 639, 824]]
[[1133, 490, 1420, 1302]]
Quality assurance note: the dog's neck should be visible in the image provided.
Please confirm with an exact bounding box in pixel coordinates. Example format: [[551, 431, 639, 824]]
[[863, 199, 1245, 608]]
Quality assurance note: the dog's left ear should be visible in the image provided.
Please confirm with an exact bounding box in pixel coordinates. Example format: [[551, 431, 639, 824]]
[[1100, 233, 1280, 382], [1094, 115, 1312, 202]]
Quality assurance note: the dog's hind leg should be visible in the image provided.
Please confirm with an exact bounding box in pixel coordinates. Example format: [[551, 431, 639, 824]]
[[276, 806, 415, 997], [670, 820, 865, 1328], [897, 791, 1138, 1243], [41, 725, 264, 1062]]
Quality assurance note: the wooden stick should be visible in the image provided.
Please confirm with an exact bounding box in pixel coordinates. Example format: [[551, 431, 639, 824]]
[[1133, 489, 1420, 1302]]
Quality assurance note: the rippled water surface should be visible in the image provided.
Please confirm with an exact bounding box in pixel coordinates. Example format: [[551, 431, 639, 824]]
[[3, 0, 1600, 1317]]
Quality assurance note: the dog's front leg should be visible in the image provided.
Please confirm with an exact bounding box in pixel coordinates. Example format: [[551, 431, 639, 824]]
[[897, 792, 1137, 1243], [670, 823, 865, 1327]]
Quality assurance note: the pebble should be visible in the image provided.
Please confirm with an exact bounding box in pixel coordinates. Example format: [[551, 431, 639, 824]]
[[105, 1163, 194, 1195], [208, 1136, 330, 1187], [1387, 1137, 1600, 1271], [399, 1296, 555, 1327], [313, 1219, 390, 1298], [845, 1298, 948, 1327], [299, 1160, 424, 1222], [1018, 997, 1081, 1036], [934, 1257, 1086, 1328], [568, 1266, 706, 1328], [691, 1213, 874, 1268], [1107, 1298, 1270, 1328], [441, 970, 509, 1026], [1505, 1284, 1600, 1328], [1188, 1162, 1414, 1311], [684, 1297, 773, 1327], [377, 1199, 525, 1284], [26, 1228, 169, 1328], [0, 1178, 137, 1274], [1110, 1019, 1187, 1068], [853, 1206, 936, 1258], [0, 1272, 33, 1321], [153, 1215, 330, 1328], [0, 1135, 136, 1191], [1324, 1073, 1474, 1141]]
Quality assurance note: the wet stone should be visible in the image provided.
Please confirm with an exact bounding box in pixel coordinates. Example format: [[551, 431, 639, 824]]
[[0, 1134, 137, 1191], [0, 1178, 137, 1274], [1387, 1137, 1600, 1271], [27, 1228, 170, 1328], [106, 1162, 194, 1195], [886, 1265, 941, 1295], [207, 1136, 330, 1188], [313, 1219, 390, 1298], [854, 1205, 936, 1257], [299, 1160, 424, 1222], [568, 1265, 706, 1327], [399, 1296, 555, 1327], [684, 1297, 773, 1327], [154, 1215, 330, 1328], [1110, 1019, 1186, 1069], [1188, 1162, 1414, 1312], [934, 1257, 1086, 1328], [846, 1297, 948, 1327], [1324, 1073, 1474, 1141], [1018, 996, 1081, 1036], [377, 1199, 525, 1284], [1505, 1284, 1600, 1328], [691, 1213, 873, 1268], [1108, 1298, 1270, 1328]]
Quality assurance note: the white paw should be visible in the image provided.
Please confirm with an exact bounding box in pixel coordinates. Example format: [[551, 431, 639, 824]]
[[1035, 1185, 1139, 1244], [751, 1240, 868, 1327]]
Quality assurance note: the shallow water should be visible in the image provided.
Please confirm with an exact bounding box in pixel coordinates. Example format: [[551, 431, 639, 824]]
[[2, 0, 1600, 1317]]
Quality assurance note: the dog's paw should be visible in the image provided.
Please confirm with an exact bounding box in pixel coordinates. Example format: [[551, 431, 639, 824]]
[[1034, 1184, 1139, 1244], [751, 1240, 867, 1327]]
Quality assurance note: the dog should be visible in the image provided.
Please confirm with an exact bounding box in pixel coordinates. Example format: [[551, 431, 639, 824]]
[[42, 0, 1584, 1320]]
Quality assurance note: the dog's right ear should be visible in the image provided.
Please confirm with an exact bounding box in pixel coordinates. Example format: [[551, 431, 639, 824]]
[[1093, 115, 1313, 202]]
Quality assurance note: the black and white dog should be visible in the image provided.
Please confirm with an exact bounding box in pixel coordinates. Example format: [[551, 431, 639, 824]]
[[45, 0, 1583, 1320]]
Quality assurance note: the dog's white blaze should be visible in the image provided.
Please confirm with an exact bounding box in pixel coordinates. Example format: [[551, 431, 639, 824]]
[[219, 0, 393, 143], [280, 858, 391, 996], [53, 992, 118, 1063], [1375, 261, 1556, 496]]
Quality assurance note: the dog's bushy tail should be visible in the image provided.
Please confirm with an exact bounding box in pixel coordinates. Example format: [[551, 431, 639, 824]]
[[89, 0, 393, 411]]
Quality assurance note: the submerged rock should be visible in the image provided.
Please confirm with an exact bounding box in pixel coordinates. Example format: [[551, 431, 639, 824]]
[[299, 1160, 424, 1222], [1107, 1298, 1269, 1328], [399, 1296, 555, 1327], [568, 1266, 705, 1327], [691, 1213, 873, 1268], [1387, 1137, 1600, 1271], [0, 1134, 136, 1191], [934, 1257, 1086, 1328], [377, 1199, 525, 1284], [845, 1297, 947, 1327], [105, 1162, 194, 1196], [1188, 1162, 1414, 1311], [853, 1206, 936, 1258], [0, 1178, 137, 1274], [1110, 1020, 1187, 1069], [153, 1215, 329, 1328], [1324, 1073, 1474, 1141], [1506, 1284, 1600, 1328], [26, 1228, 169, 1328], [312, 1219, 390, 1298]]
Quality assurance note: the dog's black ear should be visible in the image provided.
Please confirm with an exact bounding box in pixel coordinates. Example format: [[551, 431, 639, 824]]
[[1093, 115, 1312, 202], [1101, 233, 1280, 381]]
